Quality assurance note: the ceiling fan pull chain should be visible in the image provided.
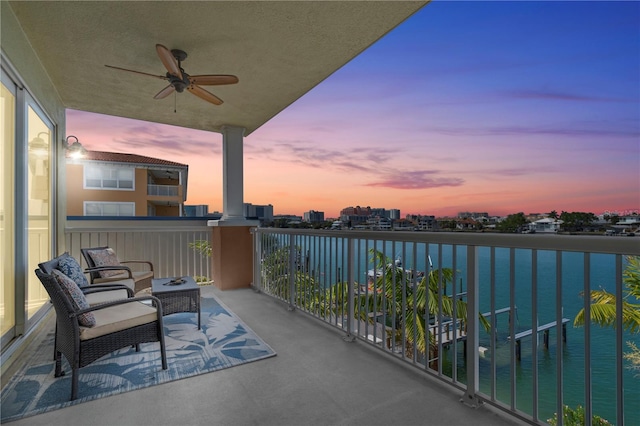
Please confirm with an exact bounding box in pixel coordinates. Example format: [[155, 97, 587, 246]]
[[174, 91, 177, 113]]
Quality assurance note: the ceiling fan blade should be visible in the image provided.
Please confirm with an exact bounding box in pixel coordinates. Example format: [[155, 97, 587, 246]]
[[105, 65, 168, 80], [154, 85, 175, 99], [156, 44, 183, 79], [187, 84, 223, 105], [189, 75, 239, 86]]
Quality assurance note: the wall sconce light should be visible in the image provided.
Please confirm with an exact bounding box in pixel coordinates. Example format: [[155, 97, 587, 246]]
[[63, 135, 87, 159], [29, 131, 50, 157]]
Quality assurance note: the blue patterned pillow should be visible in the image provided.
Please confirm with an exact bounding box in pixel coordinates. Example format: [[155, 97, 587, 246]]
[[57, 255, 89, 288], [52, 269, 96, 327]]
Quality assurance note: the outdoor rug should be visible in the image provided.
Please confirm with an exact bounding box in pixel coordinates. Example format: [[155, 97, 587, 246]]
[[1, 294, 276, 423]]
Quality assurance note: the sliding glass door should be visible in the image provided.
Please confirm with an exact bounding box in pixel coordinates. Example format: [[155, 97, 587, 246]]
[[26, 106, 52, 320], [1, 65, 55, 347], [1, 73, 16, 341]]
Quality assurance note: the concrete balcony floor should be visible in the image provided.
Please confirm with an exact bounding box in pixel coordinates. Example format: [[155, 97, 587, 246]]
[[8, 287, 525, 426]]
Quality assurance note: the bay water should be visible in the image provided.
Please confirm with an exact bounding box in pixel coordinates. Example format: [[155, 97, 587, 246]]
[[293, 236, 639, 424]]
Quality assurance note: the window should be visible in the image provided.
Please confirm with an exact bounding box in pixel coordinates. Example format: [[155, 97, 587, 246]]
[[84, 165, 134, 190], [84, 201, 135, 216]]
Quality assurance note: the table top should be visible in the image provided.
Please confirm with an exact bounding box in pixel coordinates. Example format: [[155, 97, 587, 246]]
[[151, 276, 199, 294]]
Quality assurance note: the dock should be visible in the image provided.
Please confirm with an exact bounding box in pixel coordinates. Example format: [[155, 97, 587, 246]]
[[366, 312, 468, 348], [507, 318, 570, 360]]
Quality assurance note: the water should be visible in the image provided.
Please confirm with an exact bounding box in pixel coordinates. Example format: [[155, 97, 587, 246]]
[[284, 235, 639, 424]]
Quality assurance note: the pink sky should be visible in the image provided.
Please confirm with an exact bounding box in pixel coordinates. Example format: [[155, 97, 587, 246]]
[[66, 2, 639, 219]]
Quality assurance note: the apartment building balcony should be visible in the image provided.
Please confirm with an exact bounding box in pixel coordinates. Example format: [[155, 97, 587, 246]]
[[146, 182, 184, 216], [6, 221, 638, 425], [147, 184, 180, 197]]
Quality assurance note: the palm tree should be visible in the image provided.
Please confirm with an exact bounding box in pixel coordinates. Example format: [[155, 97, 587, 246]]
[[574, 256, 640, 333], [353, 249, 490, 362], [574, 256, 640, 376]]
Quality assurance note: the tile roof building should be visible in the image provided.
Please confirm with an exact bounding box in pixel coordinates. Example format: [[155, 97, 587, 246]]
[[66, 150, 189, 217]]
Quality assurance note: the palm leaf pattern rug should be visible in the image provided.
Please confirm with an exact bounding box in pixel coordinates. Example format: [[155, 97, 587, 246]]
[[1, 294, 276, 423]]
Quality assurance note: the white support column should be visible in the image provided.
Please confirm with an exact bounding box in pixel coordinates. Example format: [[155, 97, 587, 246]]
[[208, 125, 258, 290], [220, 125, 246, 222]]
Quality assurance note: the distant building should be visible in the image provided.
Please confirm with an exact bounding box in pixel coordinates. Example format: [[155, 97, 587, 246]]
[[184, 204, 209, 217], [244, 203, 274, 224], [274, 214, 303, 223], [370, 208, 387, 218], [340, 205, 372, 225], [388, 209, 401, 220], [616, 215, 640, 226], [303, 210, 325, 223], [66, 150, 188, 217], [393, 219, 414, 230], [528, 218, 563, 233], [417, 215, 437, 231], [458, 211, 489, 220], [377, 217, 392, 230]]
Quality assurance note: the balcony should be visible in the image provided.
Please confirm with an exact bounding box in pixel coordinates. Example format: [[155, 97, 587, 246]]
[[9, 284, 521, 426], [147, 184, 180, 197], [7, 222, 639, 425], [250, 228, 640, 425]]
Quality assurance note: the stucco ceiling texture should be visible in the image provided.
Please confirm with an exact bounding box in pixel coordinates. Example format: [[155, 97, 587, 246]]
[[8, 1, 427, 135]]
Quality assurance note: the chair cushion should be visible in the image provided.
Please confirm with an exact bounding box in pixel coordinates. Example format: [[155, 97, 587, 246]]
[[57, 255, 89, 288], [85, 289, 131, 305], [79, 301, 158, 340], [51, 270, 96, 327], [87, 248, 122, 278], [94, 270, 153, 284]]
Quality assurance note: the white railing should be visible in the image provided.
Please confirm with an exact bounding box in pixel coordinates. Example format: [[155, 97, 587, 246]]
[[147, 184, 179, 197], [65, 218, 212, 281], [252, 229, 640, 426]]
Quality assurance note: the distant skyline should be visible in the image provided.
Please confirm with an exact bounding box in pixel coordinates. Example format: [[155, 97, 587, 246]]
[[67, 1, 640, 218]]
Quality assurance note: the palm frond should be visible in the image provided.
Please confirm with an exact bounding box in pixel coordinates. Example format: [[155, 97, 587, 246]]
[[574, 288, 640, 334]]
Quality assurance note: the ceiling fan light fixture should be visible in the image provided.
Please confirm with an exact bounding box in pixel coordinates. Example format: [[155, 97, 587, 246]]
[[171, 78, 188, 93]]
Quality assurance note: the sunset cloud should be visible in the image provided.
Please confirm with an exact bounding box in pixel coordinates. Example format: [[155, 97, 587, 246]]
[[504, 89, 631, 103], [365, 171, 464, 190]]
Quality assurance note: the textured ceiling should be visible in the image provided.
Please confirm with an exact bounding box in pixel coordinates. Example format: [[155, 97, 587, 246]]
[[8, 1, 427, 135]]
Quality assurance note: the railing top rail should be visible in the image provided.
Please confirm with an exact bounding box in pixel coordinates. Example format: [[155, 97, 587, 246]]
[[65, 218, 212, 232], [253, 228, 640, 256]]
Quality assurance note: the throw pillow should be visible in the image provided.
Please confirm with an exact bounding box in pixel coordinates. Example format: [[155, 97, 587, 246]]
[[87, 248, 122, 278], [57, 255, 89, 288], [51, 269, 96, 327]]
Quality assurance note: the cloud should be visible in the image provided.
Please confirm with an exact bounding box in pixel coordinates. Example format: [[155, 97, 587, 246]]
[[365, 171, 465, 190], [112, 126, 221, 156], [424, 124, 638, 138], [68, 110, 221, 157], [480, 165, 560, 179], [504, 89, 632, 103]]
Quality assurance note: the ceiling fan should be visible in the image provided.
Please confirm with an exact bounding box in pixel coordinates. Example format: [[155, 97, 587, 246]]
[[105, 44, 238, 106]]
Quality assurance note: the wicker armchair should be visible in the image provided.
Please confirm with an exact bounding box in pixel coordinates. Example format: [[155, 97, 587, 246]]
[[39, 252, 135, 301], [35, 269, 167, 400], [81, 246, 154, 293], [39, 253, 136, 360]]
